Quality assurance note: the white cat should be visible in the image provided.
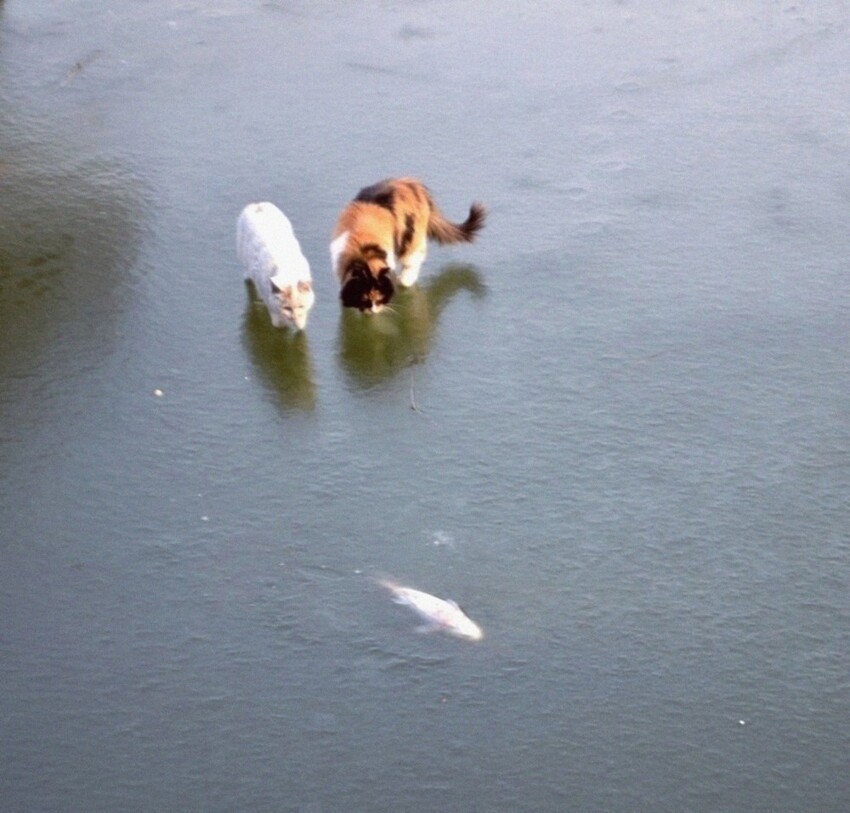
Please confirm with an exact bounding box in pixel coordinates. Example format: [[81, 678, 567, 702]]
[[237, 202, 314, 330]]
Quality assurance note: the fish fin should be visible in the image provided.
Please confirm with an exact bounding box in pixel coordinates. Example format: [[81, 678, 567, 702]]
[[415, 622, 441, 634], [448, 600, 460, 610]]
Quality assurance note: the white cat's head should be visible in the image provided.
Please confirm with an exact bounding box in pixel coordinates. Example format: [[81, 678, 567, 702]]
[[269, 276, 314, 330]]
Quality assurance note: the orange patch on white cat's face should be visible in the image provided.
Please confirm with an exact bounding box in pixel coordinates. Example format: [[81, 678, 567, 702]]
[[271, 278, 314, 330]]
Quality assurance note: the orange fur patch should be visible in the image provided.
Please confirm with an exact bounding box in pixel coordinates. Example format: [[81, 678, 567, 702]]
[[331, 178, 485, 311]]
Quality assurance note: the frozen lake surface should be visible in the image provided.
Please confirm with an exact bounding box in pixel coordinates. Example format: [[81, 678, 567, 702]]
[[1, 2, 849, 811]]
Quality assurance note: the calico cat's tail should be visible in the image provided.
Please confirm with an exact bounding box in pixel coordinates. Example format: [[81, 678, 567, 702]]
[[427, 199, 487, 245]]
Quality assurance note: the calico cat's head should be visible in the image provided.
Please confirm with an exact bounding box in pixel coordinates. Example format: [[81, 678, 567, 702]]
[[270, 276, 314, 330], [340, 259, 394, 313]]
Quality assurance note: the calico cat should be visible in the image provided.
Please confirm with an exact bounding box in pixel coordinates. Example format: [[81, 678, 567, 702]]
[[330, 177, 485, 313], [237, 202, 314, 330]]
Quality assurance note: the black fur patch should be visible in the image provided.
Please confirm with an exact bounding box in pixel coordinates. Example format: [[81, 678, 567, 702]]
[[355, 182, 395, 213], [346, 258, 371, 280], [340, 265, 395, 311], [375, 267, 394, 299], [395, 213, 415, 257], [340, 276, 369, 309]]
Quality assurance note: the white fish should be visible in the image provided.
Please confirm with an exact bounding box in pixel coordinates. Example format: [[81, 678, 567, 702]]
[[379, 579, 483, 641]]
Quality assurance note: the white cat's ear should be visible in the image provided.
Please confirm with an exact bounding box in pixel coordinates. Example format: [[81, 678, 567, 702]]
[[270, 275, 290, 295], [297, 280, 312, 293]]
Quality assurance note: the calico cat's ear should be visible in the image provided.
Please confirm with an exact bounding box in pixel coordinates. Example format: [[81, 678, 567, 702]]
[[375, 267, 395, 303], [297, 280, 312, 293]]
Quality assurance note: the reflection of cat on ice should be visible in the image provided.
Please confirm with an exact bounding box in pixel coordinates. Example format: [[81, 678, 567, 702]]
[[242, 302, 316, 413], [337, 263, 486, 387]]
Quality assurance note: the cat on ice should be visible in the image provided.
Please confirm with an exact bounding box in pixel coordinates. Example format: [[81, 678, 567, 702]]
[[237, 202, 314, 330]]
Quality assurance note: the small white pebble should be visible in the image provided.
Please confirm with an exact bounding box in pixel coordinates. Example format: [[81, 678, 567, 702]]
[[201, 516, 209, 522], [738, 720, 746, 726], [153, 389, 164, 397]]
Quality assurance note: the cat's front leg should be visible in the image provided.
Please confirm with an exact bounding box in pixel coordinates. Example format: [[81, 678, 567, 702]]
[[398, 248, 426, 287]]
